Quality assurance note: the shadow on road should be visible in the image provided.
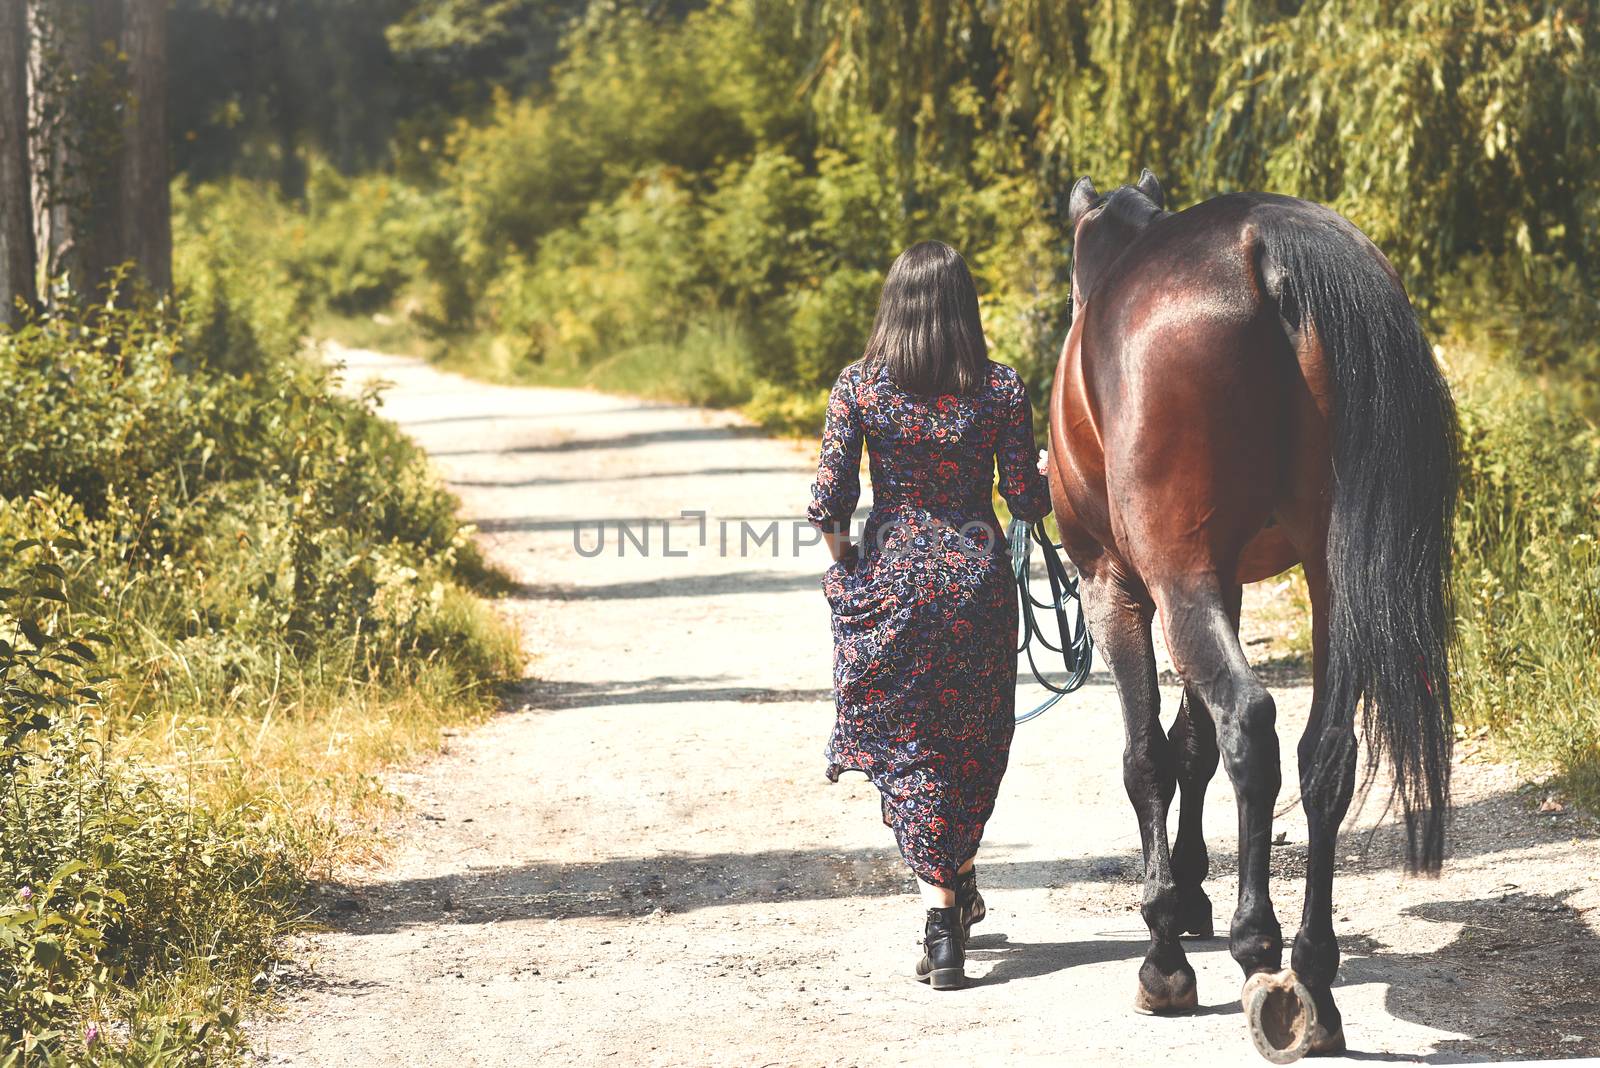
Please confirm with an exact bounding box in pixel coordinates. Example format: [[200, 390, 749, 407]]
[[306, 790, 1589, 930], [447, 464, 812, 490], [1335, 889, 1600, 1063], [962, 891, 1600, 1062], [964, 931, 1153, 988], [508, 674, 833, 710], [397, 407, 658, 427], [429, 425, 766, 457], [295, 748, 1597, 1065], [301, 857, 1600, 1061], [506, 570, 821, 600]]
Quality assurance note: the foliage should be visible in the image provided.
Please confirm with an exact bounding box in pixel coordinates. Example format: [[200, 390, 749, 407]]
[[0, 535, 300, 1065], [1204, 2, 1600, 286], [1436, 252, 1600, 409], [173, 0, 1600, 388], [0, 241, 519, 1059], [173, 167, 452, 352], [169, 0, 596, 193], [243, 0, 1594, 412], [171, 181, 308, 378], [0, 293, 518, 713], [1448, 345, 1600, 804], [170, 0, 426, 192], [384, 0, 586, 87]]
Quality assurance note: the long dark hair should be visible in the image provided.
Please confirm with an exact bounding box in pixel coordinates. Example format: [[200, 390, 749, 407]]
[[861, 240, 987, 395]]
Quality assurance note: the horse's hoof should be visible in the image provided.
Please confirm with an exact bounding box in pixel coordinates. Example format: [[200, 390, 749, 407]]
[[1180, 918, 1215, 939], [1241, 969, 1317, 1064], [1134, 969, 1199, 1015]]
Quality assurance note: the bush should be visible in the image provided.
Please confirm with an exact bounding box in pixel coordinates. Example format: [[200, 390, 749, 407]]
[[1449, 352, 1600, 804], [174, 166, 454, 354], [785, 268, 881, 390], [438, 0, 798, 282], [1, 536, 300, 1065], [0, 259, 520, 1060], [484, 168, 710, 372], [0, 299, 503, 677], [1435, 253, 1600, 407], [172, 181, 308, 376], [298, 166, 444, 317]]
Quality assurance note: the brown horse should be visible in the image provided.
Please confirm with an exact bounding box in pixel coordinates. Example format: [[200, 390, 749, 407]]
[[1046, 171, 1457, 1062]]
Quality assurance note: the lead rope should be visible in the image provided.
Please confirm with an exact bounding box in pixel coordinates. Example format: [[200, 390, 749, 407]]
[[1009, 517, 1094, 724]]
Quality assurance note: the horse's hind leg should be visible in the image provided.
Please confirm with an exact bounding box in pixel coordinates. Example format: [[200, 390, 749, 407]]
[[1292, 561, 1354, 1055], [1169, 586, 1229, 940], [1158, 577, 1319, 1062], [1170, 687, 1220, 938], [1080, 567, 1196, 1014]]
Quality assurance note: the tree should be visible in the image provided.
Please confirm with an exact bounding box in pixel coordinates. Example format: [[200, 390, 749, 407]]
[[25, 0, 171, 301], [119, 0, 171, 292], [1, 0, 37, 323], [27, 0, 119, 299]]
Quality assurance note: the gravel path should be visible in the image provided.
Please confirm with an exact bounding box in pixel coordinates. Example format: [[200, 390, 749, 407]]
[[256, 344, 1600, 1066]]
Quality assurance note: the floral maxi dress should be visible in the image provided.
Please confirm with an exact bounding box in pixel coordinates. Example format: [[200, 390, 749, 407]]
[[806, 360, 1051, 889]]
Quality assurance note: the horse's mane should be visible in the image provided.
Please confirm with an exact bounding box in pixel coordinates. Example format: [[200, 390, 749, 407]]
[[1101, 185, 1166, 231]]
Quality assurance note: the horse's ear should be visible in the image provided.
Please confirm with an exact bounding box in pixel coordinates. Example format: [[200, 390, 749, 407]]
[[1135, 168, 1165, 209], [1067, 176, 1099, 226]]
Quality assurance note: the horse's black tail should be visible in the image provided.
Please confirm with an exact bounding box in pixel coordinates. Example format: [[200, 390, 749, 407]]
[[1259, 206, 1458, 873]]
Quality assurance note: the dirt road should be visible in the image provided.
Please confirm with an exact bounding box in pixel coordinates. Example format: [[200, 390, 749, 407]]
[[257, 344, 1600, 1066]]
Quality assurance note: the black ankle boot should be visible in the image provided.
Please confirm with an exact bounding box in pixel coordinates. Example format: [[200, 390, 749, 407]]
[[956, 866, 985, 936], [915, 906, 966, 990]]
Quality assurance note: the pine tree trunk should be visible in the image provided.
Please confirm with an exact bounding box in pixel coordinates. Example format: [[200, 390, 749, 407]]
[[118, 0, 171, 293], [26, 0, 124, 301], [1, 0, 37, 324], [26, 0, 82, 294], [77, 0, 125, 299], [24, 0, 168, 302]]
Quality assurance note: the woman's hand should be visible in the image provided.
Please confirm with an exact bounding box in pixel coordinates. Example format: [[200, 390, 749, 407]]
[[822, 528, 855, 564], [1036, 449, 1049, 477]]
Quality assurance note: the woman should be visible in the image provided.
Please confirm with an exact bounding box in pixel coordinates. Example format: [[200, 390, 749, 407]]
[[806, 240, 1051, 990]]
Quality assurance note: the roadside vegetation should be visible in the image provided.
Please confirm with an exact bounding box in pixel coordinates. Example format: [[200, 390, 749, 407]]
[[0, 219, 519, 1063], [1445, 321, 1600, 805]]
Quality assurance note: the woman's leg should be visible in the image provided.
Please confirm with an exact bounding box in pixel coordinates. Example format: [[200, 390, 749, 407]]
[[917, 877, 956, 908], [915, 853, 976, 907], [913, 872, 965, 989]]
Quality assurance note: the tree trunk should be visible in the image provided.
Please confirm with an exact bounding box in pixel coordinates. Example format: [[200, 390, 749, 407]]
[[1, 0, 38, 324], [77, 0, 125, 299], [27, 0, 83, 294], [26, 0, 124, 302], [118, 0, 171, 293]]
